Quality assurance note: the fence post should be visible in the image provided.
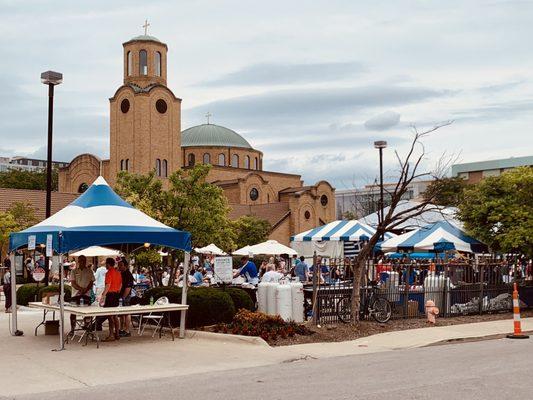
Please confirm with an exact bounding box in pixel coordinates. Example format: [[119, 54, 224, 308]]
[[479, 263, 485, 315], [404, 265, 411, 318], [311, 252, 318, 325]]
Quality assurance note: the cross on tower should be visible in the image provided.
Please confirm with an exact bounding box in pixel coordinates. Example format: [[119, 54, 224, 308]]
[[205, 111, 212, 124], [142, 19, 151, 35]]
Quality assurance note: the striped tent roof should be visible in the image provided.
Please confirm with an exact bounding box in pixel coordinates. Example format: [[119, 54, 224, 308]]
[[9, 176, 192, 253], [291, 220, 395, 242], [379, 221, 487, 253]]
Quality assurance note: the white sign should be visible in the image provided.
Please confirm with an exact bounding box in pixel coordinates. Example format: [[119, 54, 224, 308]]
[[32, 267, 46, 282], [28, 235, 36, 250], [214, 256, 233, 284], [46, 234, 53, 257]]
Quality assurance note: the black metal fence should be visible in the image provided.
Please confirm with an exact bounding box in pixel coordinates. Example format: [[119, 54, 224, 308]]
[[305, 257, 533, 325]]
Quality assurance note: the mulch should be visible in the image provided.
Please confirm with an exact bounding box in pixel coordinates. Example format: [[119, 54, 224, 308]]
[[271, 309, 533, 347]]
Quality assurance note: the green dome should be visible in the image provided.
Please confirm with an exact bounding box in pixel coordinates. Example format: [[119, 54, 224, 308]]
[[127, 34, 162, 43], [181, 124, 253, 149]]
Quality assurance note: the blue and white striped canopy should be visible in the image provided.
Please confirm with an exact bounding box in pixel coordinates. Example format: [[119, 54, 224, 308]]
[[379, 221, 487, 253], [9, 176, 192, 253], [291, 220, 395, 242]]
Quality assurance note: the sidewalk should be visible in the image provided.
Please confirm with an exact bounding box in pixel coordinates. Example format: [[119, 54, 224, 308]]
[[0, 308, 530, 397]]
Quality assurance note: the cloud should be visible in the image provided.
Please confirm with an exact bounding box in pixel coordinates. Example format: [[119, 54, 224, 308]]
[[28, 138, 108, 163], [364, 111, 401, 131], [185, 85, 448, 128], [196, 62, 365, 87]]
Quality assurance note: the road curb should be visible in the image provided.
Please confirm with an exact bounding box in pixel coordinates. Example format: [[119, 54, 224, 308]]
[[186, 330, 270, 347]]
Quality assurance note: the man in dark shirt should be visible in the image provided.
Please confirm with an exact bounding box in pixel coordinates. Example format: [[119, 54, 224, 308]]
[[118, 258, 134, 337]]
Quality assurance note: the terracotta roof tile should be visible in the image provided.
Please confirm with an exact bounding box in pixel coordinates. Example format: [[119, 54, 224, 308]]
[[0, 188, 78, 221]]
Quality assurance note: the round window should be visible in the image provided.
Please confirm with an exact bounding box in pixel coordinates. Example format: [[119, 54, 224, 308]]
[[78, 183, 89, 193], [320, 194, 328, 206], [156, 99, 167, 114], [304, 210, 311, 220], [249, 188, 259, 201], [120, 99, 130, 113]]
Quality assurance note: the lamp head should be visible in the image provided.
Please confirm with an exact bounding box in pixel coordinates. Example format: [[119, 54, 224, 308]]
[[374, 140, 387, 149], [41, 71, 63, 85]]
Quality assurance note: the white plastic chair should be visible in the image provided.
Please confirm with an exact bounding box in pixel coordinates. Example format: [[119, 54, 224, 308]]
[[138, 296, 169, 338]]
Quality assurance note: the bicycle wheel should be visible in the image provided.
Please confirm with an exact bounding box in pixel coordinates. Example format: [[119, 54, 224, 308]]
[[371, 297, 392, 323], [336, 297, 352, 323]]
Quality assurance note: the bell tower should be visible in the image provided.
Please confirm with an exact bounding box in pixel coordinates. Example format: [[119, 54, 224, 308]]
[[108, 26, 181, 187]]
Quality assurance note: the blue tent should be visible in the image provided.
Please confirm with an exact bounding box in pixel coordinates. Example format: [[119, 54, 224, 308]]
[[9, 176, 192, 253], [379, 221, 487, 253]]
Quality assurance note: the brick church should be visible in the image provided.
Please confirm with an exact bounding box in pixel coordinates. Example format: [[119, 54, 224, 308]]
[[57, 32, 335, 244]]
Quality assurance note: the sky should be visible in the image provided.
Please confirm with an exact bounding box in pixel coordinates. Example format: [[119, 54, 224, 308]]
[[1, 0, 532, 189]]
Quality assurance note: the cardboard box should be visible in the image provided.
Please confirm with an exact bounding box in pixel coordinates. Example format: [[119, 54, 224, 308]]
[[44, 320, 59, 335]]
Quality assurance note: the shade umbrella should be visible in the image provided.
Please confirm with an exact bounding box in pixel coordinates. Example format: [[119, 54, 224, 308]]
[[233, 245, 251, 256], [70, 246, 122, 258], [237, 240, 298, 256], [194, 243, 227, 255]]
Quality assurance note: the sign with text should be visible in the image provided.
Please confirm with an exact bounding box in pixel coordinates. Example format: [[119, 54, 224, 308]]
[[214, 256, 233, 284], [46, 234, 53, 257], [32, 267, 46, 282], [28, 235, 36, 251]]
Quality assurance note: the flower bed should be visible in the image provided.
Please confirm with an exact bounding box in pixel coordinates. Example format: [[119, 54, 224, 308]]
[[213, 309, 313, 342]]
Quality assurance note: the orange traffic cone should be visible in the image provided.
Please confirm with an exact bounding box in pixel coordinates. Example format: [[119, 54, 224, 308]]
[[507, 283, 529, 339]]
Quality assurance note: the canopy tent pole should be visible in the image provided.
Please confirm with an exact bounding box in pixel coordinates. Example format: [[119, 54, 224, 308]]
[[10, 252, 18, 336], [54, 253, 65, 351], [179, 252, 190, 339]]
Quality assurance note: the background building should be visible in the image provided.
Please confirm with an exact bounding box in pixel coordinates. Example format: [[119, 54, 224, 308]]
[[336, 180, 432, 219], [57, 32, 335, 244], [451, 156, 533, 184], [0, 156, 68, 172]]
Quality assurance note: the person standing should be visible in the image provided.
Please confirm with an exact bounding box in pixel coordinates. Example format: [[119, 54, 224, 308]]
[[234, 256, 259, 285], [94, 261, 107, 302], [118, 258, 134, 337], [100, 258, 122, 342], [3, 268, 11, 313], [261, 265, 283, 283], [294, 256, 309, 283], [69, 255, 94, 333]]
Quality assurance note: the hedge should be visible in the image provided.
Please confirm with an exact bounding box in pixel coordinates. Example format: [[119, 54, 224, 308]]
[[16, 284, 72, 306], [141, 286, 236, 328], [224, 287, 254, 312]]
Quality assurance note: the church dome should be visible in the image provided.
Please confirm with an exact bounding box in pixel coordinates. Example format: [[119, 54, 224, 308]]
[[181, 124, 253, 149], [125, 34, 163, 44]]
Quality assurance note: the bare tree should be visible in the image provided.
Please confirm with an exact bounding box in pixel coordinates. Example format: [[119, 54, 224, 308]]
[[350, 121, 455, 323]]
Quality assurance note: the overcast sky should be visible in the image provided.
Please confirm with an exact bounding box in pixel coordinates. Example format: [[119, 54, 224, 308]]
[[1, 0, 532, 188]]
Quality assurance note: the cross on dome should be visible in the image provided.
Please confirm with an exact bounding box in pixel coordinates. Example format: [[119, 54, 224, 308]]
[[205, 111, 212, 124], [142, 19, 151, 35]]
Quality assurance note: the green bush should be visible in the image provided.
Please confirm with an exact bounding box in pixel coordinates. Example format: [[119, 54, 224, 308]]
[[16, 284, 40, 306], [224, 287, 254, 312], [140, 286, 235, 328], [39, 285, 72, 302]]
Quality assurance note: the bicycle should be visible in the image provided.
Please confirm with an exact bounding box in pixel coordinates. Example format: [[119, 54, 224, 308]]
[[336, 281, 392, 323]]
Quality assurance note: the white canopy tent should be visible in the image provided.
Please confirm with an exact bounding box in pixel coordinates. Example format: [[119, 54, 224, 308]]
[[70, 246, 122, 258], [234, 240, 297, 256], [194, 243, 227, 255]]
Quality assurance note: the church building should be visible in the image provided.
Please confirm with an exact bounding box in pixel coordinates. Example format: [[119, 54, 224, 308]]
[[58, 32, 335, 244]]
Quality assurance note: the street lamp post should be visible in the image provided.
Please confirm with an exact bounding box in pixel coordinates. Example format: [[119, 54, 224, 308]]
[[41, 71, 62, 285], [374, 140, 387, 240]]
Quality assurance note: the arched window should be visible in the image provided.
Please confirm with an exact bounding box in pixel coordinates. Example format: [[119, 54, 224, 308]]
[[127, 51, 133, 76], [254, 157, 258, 170], [231, 154, 239, 168], [155, 158, 161, 176], [120, 159, 124, 171], [188, 153, 195, 167], [139, 50, 148, 75], [244, 155, 250, 169], [203, 153, 211, 164], [162, 159, 168, 177], [125, 159, 129, 171], [218, 153, 226, 166], [155, 51, 161, 77]]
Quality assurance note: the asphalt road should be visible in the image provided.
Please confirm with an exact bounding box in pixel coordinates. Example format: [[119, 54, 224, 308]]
[[6, 337, 532, 400]]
